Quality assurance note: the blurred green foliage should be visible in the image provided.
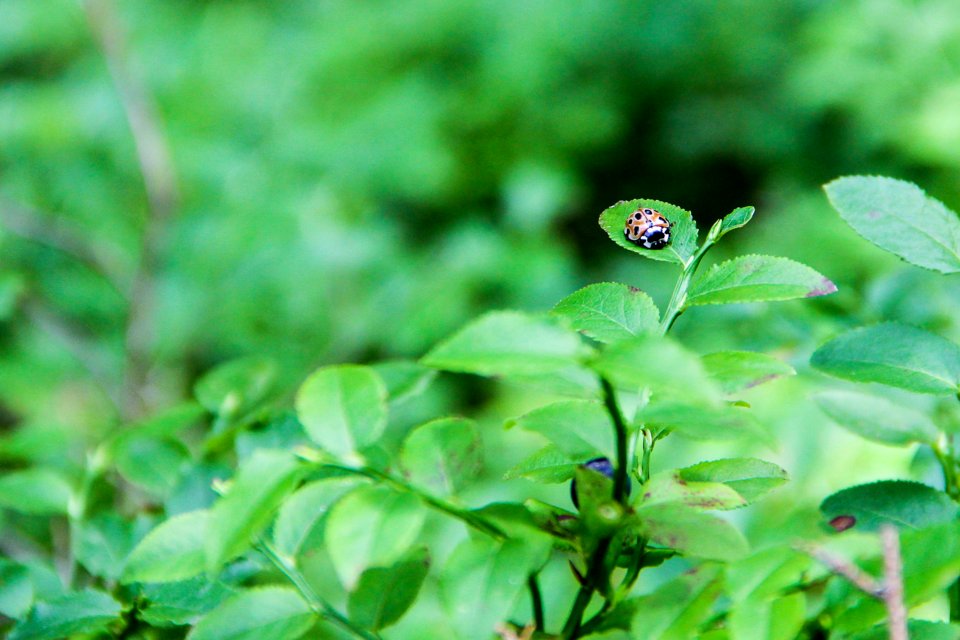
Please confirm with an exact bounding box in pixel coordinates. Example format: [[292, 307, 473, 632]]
[[4, 0, 960, 635], [4, 0, 960, 425]]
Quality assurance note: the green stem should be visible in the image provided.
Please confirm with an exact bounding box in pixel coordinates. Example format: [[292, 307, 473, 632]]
[[256, 538, 381, 640], [323, 464, 506, 540], [560, 377, 632, 638], [561, 537, 613, 640], [658, 236, 715, 336], [601, 378, 629, 504], [528, 573, 545, 631], [67, 447, 107, 589], [639, 429, 654, 484]]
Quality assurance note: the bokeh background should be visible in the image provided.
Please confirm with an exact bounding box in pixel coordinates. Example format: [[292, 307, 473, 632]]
[[4, 0, 960, 619]]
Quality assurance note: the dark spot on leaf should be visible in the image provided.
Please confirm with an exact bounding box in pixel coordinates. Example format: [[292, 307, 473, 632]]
[[628, 286, 641, 293], [829, 515, 856, 532]]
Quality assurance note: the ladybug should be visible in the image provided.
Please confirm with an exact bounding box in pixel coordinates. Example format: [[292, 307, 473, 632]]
[[624, 207, 672, 250]]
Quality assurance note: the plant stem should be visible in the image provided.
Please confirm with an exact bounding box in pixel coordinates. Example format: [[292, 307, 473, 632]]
[[659, 238, 715, 335], [323, 464, 506, 540], [560, 377, 632, 638], [256, 538, 381, 640], [601, 378, 629, 504], [66, 447, 107, 589], [560, 537, 613, 639], [528, 574, 545, 631]]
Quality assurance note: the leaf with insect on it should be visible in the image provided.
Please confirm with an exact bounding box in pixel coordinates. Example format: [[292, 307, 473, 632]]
[[599, 199, 698, 265]]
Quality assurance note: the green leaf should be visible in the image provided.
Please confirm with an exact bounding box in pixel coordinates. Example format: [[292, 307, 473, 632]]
[[187, 587, 314, 640], [552, 282, 659, 344], [0, 561, 33, 619], [194, 356, 279, 417], [687, 255, 836, 307], [634, 503, 749, 561], [71, 513, 136, 581], [121, 402, 206, 440], [702, 351, 795, 395], [850, 620, 960, 640], [679, 458, 788, 504], [207, 449, 302, 572], [347, 548, 429, 631], [728, 593, 805, 640], [324, 485, 426, 589], [718, 206, 755, 239], [503, 445, 578, 484], [724, 546, 811, 603], [371, 360, 436, 405], [640, 400, 769, 444], [440, 537, 539, 640], [400, 417, 482, 496], [820, 480, 959, 532], [811, 323, 960, 394], [508, 400, 613, 459], [641, 471, 747, 511], [273, 477, 363, 558], [0, 468, 72, 515], [10, 589, 122, 640], [596, 565, 722, 637], [295, 365, 388, 457], [422, 311, 588, 376], [814, 390, 940, 446], [594, 335, 721, 402], [598, 199, 698, 265], [123, 510, 209, 583], [824, 176, 960, 274], [140, 577, 236, 627], [114, 435, 190, 497], [575, 466, 623, 537]]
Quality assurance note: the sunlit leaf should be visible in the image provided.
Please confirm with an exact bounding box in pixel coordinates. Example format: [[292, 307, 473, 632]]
[[814, 390, 939, 446], [422, 311, 589, 376], [825, 176, 960, 273], [552, 282, 659, 344], [811, 323, 960, 394], [295, 365, 388, 457], [598, 199, 698, 265], [687, 255, 836, 306]]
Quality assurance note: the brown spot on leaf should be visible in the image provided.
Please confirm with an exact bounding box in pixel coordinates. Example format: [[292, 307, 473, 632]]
[[829, 515, 856, 532]]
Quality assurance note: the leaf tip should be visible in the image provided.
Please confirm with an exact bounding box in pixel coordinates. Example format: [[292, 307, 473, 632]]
[[806, 277, 838, 298]]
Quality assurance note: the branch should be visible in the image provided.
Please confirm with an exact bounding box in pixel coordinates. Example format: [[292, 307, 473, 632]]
[[800, 543, 883, 597], [801, 526, 909, 640], [0, 198, 127, 295], [82, 0, 180, 418], [24, 298, 124, 415], [880, 526, 908, 640]]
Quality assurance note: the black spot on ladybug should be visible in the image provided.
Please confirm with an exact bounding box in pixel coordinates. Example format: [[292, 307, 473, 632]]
[[624, 207, 672, 250]]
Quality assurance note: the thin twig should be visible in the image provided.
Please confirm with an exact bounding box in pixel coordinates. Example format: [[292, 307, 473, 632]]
[[83, 0, 179, 419], [0, 198, 127, 295], [24, 298, 124, 415], [802, 530, 910, 640], [800, 543, 883, 597], [880, 526, 908, 640]]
